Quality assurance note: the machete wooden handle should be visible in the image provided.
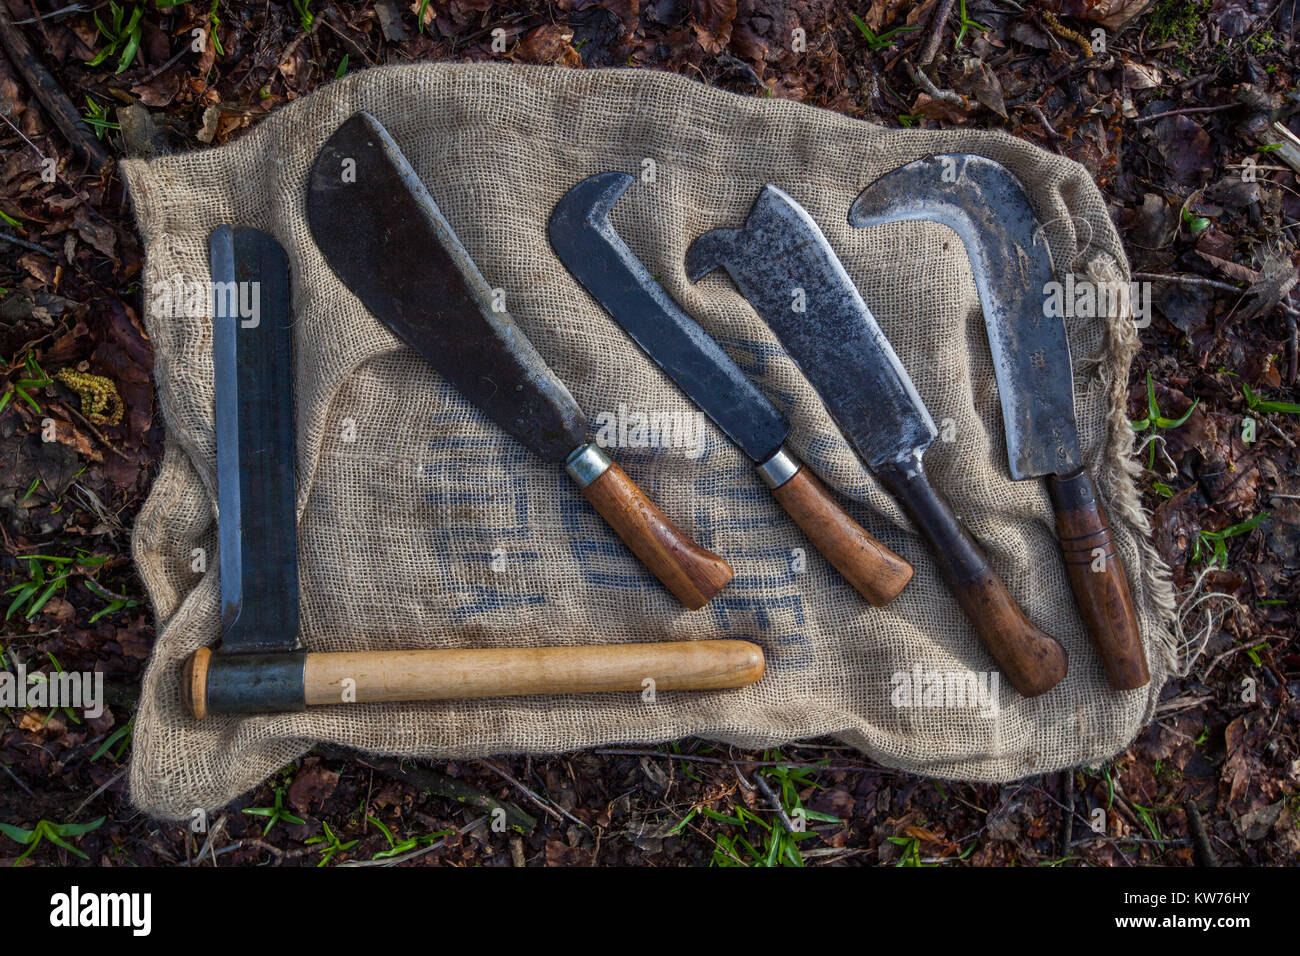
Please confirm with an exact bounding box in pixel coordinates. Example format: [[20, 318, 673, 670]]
[[1047, 469, 1149, 690], [769, 463, 913, 605], [570, 447, 733, 609], [183, 640, 765, 718], [875, 457, 1067, 697]]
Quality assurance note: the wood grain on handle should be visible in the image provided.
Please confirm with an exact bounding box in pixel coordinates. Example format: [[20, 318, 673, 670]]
[[769, 464, 913, 605], [1048, 469, 1149, 690], [300, 640, 764, 705], [875, 457, 1068, 697], [579, 460, 733, 610]]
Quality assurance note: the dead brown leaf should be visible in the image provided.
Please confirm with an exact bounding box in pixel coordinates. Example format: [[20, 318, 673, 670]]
[[514, 25, 582, 66], [1052, 0, 1155, 30], [692, 0, 737, 53]]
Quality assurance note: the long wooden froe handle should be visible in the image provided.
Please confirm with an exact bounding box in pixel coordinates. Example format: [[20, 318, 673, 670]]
[[183, 640, 765, 719], [874, 457, 1068, 697], [1047, 469, 1149, 690], [763, 453, 913, 605], [567, 445, 733, 610]]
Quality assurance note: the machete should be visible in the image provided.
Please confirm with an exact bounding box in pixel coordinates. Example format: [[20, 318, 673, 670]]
[[306, 112, 732, 610], [687, 186, 1068, 697], [549, 171, 913, 605], [183, 226, 764, 718], [849, 155, 1148, 690]]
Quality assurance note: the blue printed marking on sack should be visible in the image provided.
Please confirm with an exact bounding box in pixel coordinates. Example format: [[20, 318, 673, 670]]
[[713, 336, 800, 412], [710, 593, 812, 674], [451, 585, 547, 622], [419, 424, 549, 619]]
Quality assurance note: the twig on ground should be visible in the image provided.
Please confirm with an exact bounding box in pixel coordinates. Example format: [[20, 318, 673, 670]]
[[1155, 693, 1214, 714], [72, 768, 126, 818], [0, 108, 46, 157], [340, 815, 487, 867], [1134, 103, 1236, 124], [1132, 271, 1243, 294], [1184, 802, 1220, 867], [918, 0, 957, 67], [476, 759, 588, 830], [12, 3, 85, 25], [751, 772, 798, 834], [0, 2, 109, 170], [592, 747, 908, 776], [1020, 782, 1136, 865], [906, 59, 965, 105], [177, 843, 241, 865], [1, 761, 35, 798], [190, 814, 228, 867], [1256, 414, 1297, 449], [0, 231, 57, 257], [51, 400, 134, 462], [1060, 771, 1075, 857], [314, 745, 536, 832], [1025, 103, 1064, 141], [139, 45, 193, 84]]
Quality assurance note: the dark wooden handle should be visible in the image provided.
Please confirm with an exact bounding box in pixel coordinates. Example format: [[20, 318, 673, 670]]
[[1048, 469, 1149, 690], [769, 464, 913, 604], [875, 457, 1068, 697], [580, 461, 734, 610]]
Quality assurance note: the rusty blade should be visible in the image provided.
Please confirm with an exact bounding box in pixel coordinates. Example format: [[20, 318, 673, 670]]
[[686, 185, 937, 470], [849, 155, 1080, 480], [307, 112, 586, 463]]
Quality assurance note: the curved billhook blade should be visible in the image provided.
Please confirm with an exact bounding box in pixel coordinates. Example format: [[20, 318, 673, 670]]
[[686, 184, 936, 471], [849, 154, 1080, 480], [548, 171, 788, 463]]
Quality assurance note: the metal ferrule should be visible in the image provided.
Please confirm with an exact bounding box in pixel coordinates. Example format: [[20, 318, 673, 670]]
[[755, 447, 800, 489], [565, 443, 613, 488], [205, 651, 308, 714]]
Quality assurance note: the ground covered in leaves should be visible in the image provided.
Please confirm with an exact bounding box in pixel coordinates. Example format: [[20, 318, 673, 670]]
[[1, 0, 1297, 866]]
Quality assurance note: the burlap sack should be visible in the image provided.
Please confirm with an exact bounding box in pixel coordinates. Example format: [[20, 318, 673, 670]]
[[122, 62, 1176, 819]]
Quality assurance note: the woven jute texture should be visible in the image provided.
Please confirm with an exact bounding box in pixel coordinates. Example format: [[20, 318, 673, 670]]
[[122, 62, 1176, 819]]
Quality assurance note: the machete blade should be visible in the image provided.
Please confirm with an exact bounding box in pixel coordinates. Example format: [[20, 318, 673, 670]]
[[211, 225, 300, 653], [307, 112, 586, 463], [548, 172, 789, 463], [849, 154, 1080, 480], [686, 185, 937, 470]]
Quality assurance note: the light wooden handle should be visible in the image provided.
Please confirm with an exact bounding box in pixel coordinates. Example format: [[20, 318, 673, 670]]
[[183, 640, 766, 717], [769, 464, 913, 604], [578, 459, 734, 609], [1048, 469, 1149, 690], [302, 639, 764, 705]]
